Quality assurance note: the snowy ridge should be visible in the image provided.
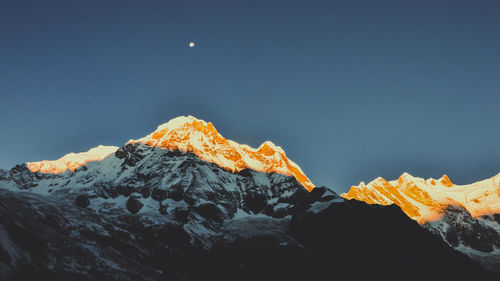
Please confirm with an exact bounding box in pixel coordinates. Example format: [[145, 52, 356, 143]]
[[26, 145, 119, 174]]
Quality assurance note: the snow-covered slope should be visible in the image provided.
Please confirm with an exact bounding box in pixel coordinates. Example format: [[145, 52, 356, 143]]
[[341, 172, 500, 271]]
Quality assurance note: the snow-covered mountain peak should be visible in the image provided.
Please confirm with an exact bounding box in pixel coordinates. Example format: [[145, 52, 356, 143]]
[[130, 116, 315, 191], [153, 115, 218, 136], [26, 145, 119, 174], [374, 176, 388, 183], [257, 140, 285, 154], [397, 172, 426, 184], [399, 172, 414, 180], [11, 116, 314, 191]]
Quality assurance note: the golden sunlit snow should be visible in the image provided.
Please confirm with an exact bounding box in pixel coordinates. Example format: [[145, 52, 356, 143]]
[[341, 172, 500, 223]]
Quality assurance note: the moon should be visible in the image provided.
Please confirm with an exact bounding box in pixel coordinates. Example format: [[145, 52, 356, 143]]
[[189, 42, 195, 48]]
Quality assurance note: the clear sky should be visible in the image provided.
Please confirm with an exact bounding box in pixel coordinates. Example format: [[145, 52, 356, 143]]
[[1, 0, 499, 193]]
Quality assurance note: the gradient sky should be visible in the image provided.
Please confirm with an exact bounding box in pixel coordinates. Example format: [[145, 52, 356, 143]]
[[1, 0, 499, 193]]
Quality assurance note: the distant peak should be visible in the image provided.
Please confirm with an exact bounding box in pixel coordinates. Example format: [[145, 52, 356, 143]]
[[365, 177, 391, 189], [368, 176, 388, 184], [259, 140, 278, 149], [148, 116, 220, 142], [258, 141, 285, 155], [438, 174, 454, 187], [155, 115, 209, 131], [399, 172, 415, 180]]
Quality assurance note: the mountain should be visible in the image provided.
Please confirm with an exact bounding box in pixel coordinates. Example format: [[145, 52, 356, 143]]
[[0, 116, 496, 280], [342, 172, 500, 271], [1, 116, 314, 248]]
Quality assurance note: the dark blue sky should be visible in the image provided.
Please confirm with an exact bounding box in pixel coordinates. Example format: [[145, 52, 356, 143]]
[[1, 0, 499, 193]]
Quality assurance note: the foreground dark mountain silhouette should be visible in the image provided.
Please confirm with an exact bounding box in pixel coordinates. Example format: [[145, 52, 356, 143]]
[[0, 116, 496, 280]]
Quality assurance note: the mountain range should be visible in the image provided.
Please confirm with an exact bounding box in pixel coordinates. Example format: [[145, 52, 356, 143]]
[[342, 172, 500, 272], [0, 116, 497, 281]]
